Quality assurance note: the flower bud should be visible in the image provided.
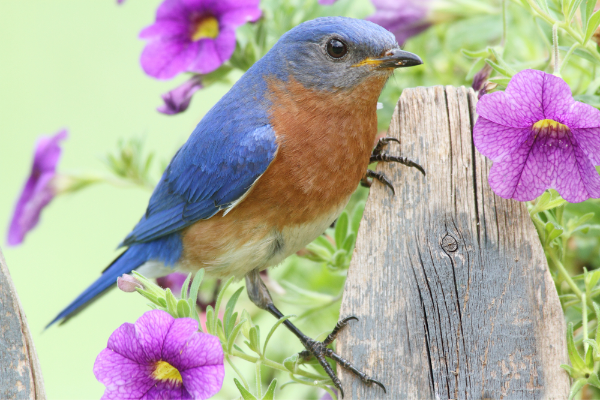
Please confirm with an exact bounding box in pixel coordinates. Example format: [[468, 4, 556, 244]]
[[117, 274, 143, 292]]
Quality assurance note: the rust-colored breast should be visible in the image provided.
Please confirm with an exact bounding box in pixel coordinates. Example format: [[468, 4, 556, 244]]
[[231, 75, 387, 229]]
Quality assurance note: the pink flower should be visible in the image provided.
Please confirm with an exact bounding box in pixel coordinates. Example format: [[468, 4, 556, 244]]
[[94, 310, 224, 399], [474, 69, 600, 202], [140, 0, 261, 79], [7, 130, 67, 246]]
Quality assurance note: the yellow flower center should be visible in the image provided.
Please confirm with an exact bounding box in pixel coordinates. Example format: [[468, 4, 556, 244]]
[[191, 16, 219, 41], [153, 360, 183, 383], [532, 119, 568, 131]]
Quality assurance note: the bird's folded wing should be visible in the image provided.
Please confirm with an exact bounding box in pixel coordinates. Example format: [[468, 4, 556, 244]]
[[121, 124, 278, 245]]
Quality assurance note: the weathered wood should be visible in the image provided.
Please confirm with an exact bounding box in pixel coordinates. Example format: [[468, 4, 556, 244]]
[[338, 86, 569, 399], [0, 247, 46, 399]]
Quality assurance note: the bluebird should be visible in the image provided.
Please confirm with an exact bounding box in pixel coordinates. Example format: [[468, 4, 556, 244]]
[[49, 16, 423, 396]]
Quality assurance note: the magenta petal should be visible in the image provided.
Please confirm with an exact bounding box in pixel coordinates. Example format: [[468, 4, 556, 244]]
[[477, 84, 541, 129], [319, 0, 338, 4], [156, 0, 189, 20], [538, 72, 575, 122], [573, 127, 600, 165], [565, 101, 600, 129], [161, 318, 200, 365], [188, 30, 235, 74], [473, 117, 532, 161], [181, 365, 225, 399], [559, 144, 600, 203], [219, 7, 262, 27], [135, 310, 176, 361], [94, 349, 154, 398], [157, 77, 203, 116], [141, 39, 199, 80], [177, 331, 223, 370], [107, 322, 149, 365], [140, 21, 188, 40]]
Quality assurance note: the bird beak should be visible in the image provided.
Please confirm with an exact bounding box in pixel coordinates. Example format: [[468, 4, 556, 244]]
[[354, 49, 423, 69]]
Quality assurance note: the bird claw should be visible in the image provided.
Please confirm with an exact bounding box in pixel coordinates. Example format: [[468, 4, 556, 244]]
[[361, 170, 395, 195], [297, 316, 386, 398], [369, 136, 426, 176]]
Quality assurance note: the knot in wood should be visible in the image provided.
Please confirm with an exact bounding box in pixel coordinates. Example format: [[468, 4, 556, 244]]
[[441, 234, 458, 252]]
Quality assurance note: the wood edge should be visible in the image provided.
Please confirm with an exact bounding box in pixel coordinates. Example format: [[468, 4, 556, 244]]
[[0, 247, 46, 399]]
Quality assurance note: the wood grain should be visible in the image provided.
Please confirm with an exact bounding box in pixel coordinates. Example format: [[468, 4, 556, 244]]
[[0, 246, 46, 399], [337, 86, 569, 399]]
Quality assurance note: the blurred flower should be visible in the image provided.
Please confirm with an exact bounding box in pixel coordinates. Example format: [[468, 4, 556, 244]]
[[156, 272, 189, 296], [318, 0, 338, 4], [472, 63, 492, 99], [367, 0, 432, 45], [7, 130, 67, 246], [94, 309, 224, 399], [117, 274, 144, 292], [140, 0, 261, 79], [474, 69, 600, 203], [158, 75, 203, 115]]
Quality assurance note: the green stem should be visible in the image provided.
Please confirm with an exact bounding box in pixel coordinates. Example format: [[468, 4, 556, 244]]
[[226, 355, 250, 389], [548, 250, 583, 299], [560, 43, 580, 73], [583, 293, 589, 353], [229, 348, 328, 381], [552, 23, 560, 75], [255, 362, 263, 399]]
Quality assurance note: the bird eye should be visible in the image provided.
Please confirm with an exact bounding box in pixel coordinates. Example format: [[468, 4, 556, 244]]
[[327, 39, 347, 59]]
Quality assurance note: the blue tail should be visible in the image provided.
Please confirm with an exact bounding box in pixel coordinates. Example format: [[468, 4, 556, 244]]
[[46, 246, 148, 328], [47, 233, 183, 328]]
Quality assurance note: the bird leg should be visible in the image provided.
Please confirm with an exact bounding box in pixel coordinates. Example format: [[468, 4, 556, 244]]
[[361, 136, 425, 194], [245, 269, 386, 398]]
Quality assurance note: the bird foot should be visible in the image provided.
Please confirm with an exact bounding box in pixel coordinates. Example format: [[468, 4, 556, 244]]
[[369, 136, 426, 176], [360, 170, 396, 195], [297, 316, 386, 398]]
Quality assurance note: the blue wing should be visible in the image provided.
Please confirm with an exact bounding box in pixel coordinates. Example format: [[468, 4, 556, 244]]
[[122, 124, 278, 245]]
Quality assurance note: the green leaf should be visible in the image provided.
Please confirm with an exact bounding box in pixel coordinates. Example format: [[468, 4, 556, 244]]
[[263, 315, 294, 355], [561, 364, 577, 377], [224, 287, 244, 337], [283, 353, 299, 372], [227, 319, 247, 352], [165, 289, 178, 317], [330, 249, 348, 268], [461, 47, 491, 58], [350, 201, 365, 234], [568, 378, 587, 400], [234, 378, 258, 400], [180, 273, 192, 301], [206, 306, 215, 335], [334, 211, 349, 248], [303, 244, 332, 263], [566, 0, 585, 22], [262, 379, 277, 400], [176, 299, 191, 318], [241, 310, 253, 340], [342, 233, 356, 253], [584, 339, 600, 359], [488, 76, 511, 86], [313, 235, 335, 254], [213, 276, 235, 331], [582, 0, 597, 32], [188, 270, 205, 316], [249, 326, 261, 355], [594, 302, 600, 344], [588, 373, 600, 388], [586, 345, 594, 369], [486, 60, 513, 78], [567, 322, 587, 371]]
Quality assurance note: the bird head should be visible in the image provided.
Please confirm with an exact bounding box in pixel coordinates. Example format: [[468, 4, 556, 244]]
[[269, 16, 422, 92]]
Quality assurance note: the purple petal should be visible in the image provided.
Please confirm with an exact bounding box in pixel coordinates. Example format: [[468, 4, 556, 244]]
[[142, 385, 192, 400], [176, 331, 223, 371], [135, 310, 176, 362], [473, 117, 532, 162], [107, 322, 149, 364], [538, 72, 575, 122], [318, 0, 338, 4], [139, 21, 189, 40], [565, 100, 600, 129], [572, 127, 600, 165], [190, 29, 236, 74], [141, 39, 199, 80], [157, 77, 203, 116], [155, 0, 190, 20], [161, 318, 200, 366], [181, 365, 225, 399], [7, 130, 67, 246], [218, 7, 262, 27], [94, 349, 155, 399], [367, 0, 429, 45]]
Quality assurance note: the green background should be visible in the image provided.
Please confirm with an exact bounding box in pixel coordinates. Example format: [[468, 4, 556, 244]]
[[0, 0, 234, 397]]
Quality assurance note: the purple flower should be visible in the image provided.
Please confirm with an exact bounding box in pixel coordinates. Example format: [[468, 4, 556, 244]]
[[474, 69, 600, 203], [158, 75, 203, 115], [7, 130, 67, 246], [367, 0, 432, 45], [140, 0, 261, 80], [318, 0, 338, 4], [156, 272, 189, 296], [472, 63, 492, 98], [94, 309, 224, 399]]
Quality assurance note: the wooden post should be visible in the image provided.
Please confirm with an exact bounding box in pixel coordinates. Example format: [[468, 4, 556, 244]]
[[338, 86, 570, 399], [0, 247, 46, 399]]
